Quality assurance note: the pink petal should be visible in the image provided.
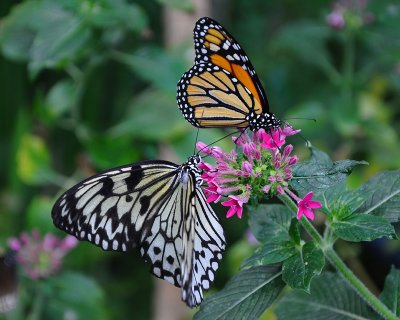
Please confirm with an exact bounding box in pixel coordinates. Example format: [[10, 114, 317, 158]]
[[236, 207, 243, 219], [303, 192, 314, 202], [226, 207, 237, 218], [8, 238, 21, 251], [308, 200, 322, 209], [304, 209, 315, 220], [206, 193, 220, 203]]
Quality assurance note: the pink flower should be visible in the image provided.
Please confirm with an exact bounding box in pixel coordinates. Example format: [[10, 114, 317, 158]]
[[8, 230, 78, 279], [326, 0, 375, 30], [281, 125, 301, 137], [221, 194, 248, 219], [197, 125, 300, 219], [196, 142, 211, 155], [326, 10, 345, 29], [260, 130, 285, 150], [205, 181, 223, 203], [297, 192, 322, 220], [241, 161, 253, 176]]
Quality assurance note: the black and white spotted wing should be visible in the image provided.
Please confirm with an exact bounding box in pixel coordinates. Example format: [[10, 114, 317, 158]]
[[51, 155, 225, 307]]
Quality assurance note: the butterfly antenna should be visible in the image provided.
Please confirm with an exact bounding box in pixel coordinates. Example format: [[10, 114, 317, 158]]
[[193, 126, 200, 155], [283, 117, 317, 123], [196, 130, 241, 155], [298, 132, 310, 144], [281, 118, 315, 144]]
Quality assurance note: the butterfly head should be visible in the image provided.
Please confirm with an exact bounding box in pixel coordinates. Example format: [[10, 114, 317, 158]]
[[181, 155, 203, 186], [249, 112, 282, 131], [187, 154, 201, 166]]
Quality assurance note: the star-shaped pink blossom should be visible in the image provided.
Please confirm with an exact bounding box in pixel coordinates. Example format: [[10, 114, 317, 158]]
[[297, 192, 321, 220], [260, 130, 286, 150], [221, 195, 247, 219]]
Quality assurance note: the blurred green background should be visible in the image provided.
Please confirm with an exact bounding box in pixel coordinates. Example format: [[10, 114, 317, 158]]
[[0, 0, 399, 319]]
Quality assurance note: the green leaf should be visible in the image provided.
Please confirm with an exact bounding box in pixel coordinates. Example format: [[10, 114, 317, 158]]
[[28, 7, 91, 78], [357, 170, 400, 223], [109, 89, 189, 141], [40, 80, 75, 123], [275, 272, 374, 319], [16, 133, 53, 185], [114, 47, 187, 94], [380, 266, 400, 316], [0, 1, 92, 77], [25, 197, 55, 233], [156, 0, 194, 11], [282, 241, 324, 291], [274, 22, 331, 70], [194, 266, 284, 320], [43, 271, 106, 320], [332, 214, 395, 241], [78, 0, 148, 31], [308, 146, 333, 166], [247, 204, 292, 242], [291, 159, 367, 195], [241, 241, 295, 269], [0, 1, 41, 61], [321, 182, 370, 219]]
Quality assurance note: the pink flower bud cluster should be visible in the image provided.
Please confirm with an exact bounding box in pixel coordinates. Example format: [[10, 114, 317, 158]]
[[8, 230, 78, 279], [326, 0, 374, 30], [198, 125, 314, 218]]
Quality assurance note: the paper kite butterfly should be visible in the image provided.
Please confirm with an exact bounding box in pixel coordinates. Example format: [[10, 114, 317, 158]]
[[177, 17, 282, 131], [52, 155, 225, 307]]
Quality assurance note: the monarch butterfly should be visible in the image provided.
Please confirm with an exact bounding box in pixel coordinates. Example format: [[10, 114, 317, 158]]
[[177, 17, 282, 131], [52, 155, 225, 307]]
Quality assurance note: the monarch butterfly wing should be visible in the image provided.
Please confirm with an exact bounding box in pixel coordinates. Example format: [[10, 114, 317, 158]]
[[51, 160, 180, 253], [177, 62, 263, 128], [193, 17, 269, 112]]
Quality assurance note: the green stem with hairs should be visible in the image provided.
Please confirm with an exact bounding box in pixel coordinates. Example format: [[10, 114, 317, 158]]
[[278, 193, 398, 320]]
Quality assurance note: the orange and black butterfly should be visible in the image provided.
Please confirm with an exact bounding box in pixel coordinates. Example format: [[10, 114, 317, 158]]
[[177, 17, 282, 131]]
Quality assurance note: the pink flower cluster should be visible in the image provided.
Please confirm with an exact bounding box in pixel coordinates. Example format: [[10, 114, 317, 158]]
[[197, 125, 321, 221], [326, 0, 374, 30], [8, 230, 78, 279]]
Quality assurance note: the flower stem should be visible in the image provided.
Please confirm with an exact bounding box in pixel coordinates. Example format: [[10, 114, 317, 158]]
[[278, 193, 398, 320]]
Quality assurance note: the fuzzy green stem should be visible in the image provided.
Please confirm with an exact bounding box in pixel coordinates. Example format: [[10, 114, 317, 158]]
[[278, 193, 397, 320], [27, 283, 45, 320]]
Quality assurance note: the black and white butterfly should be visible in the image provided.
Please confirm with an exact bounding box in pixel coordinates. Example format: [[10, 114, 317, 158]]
[[52, 155, 226, 307]]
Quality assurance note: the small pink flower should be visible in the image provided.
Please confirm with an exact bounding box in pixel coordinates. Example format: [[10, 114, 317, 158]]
[[210, 146, 225, 159], [8, 230, 78, 279], [260, 130, 285, 150], [232, 134, 246, 146], [222, 194, 248, 219], [277, 186, 284, 194], [60, 236, 79, 251], [205, 181, 223, 203], [8, 238, 22, 251], [241, 161, 253, 176], [196, 142, 211, 155], [262, 185, 271, 194], [281, 125, 301, 137], [326, 10, 345, 29], [198, 161, 214, 171], [297, 192, 322, 220], [288, 155, 298, 165]]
